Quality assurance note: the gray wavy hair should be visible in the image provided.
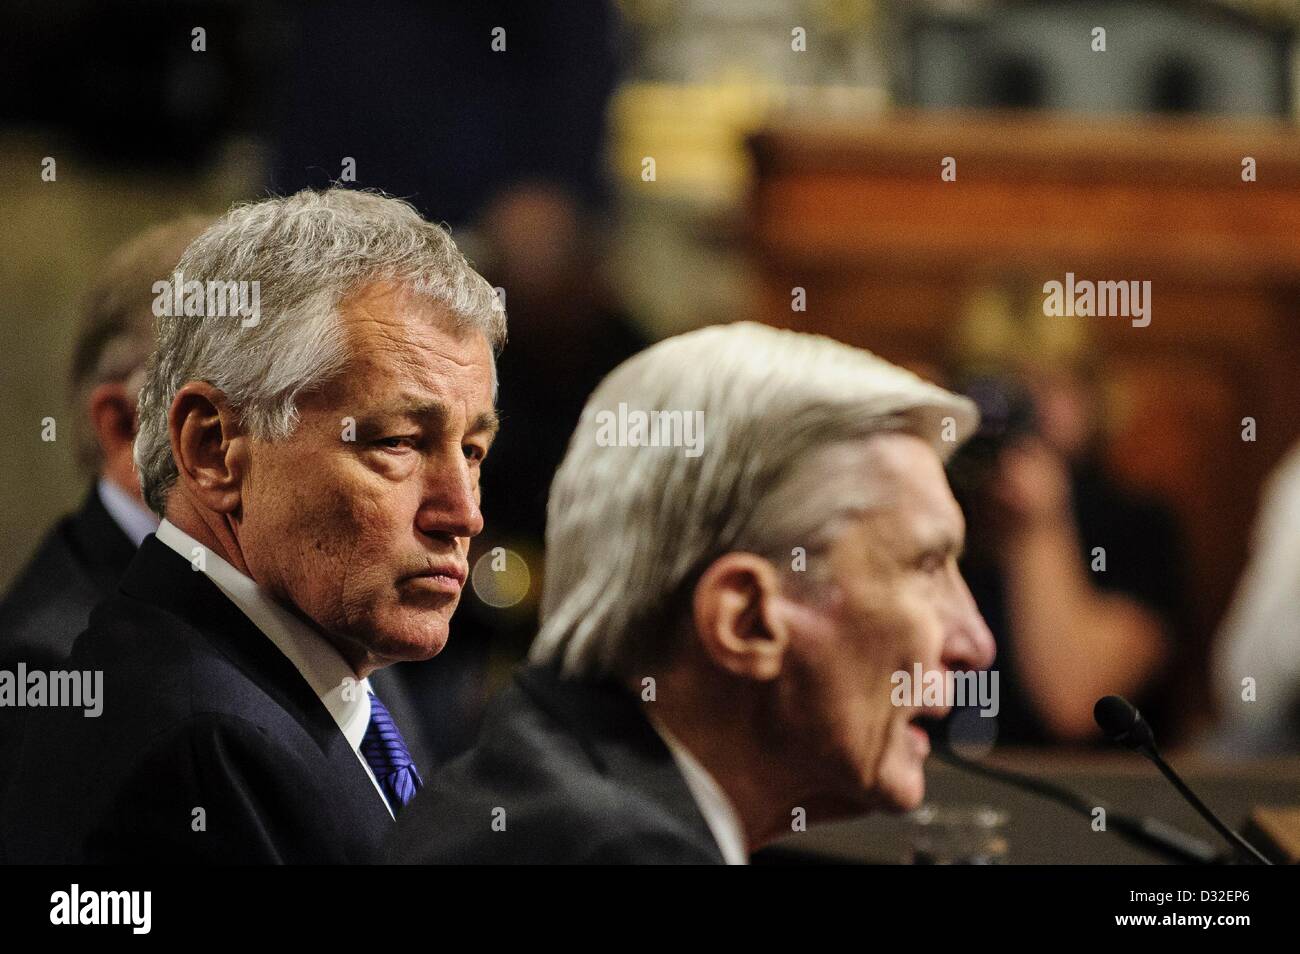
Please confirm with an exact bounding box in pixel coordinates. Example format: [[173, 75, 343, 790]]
[[529, 321, 979, 679], [134, 188, 505, 516]]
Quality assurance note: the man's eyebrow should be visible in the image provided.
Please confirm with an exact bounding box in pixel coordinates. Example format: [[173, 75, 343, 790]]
[[472, 409, 501, 440], [366, 399, 499, 438], [919, 529, 964, 560]]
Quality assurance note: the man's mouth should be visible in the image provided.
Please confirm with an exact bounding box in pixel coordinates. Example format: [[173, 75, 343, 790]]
[[402, 561, 468, 592], [908, 711, 949, 751]]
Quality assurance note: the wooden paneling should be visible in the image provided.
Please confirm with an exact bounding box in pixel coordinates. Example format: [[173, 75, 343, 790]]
[[746, 110, 1300, 731]]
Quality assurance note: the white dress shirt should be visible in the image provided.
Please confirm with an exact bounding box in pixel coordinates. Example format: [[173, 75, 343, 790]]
[[648, 716, 748, 865], [154, 519, 393, 818]]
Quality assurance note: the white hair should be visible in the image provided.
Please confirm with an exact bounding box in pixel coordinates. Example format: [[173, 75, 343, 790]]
[[529, 321, 978, 679], [134, 188, 505, 516]]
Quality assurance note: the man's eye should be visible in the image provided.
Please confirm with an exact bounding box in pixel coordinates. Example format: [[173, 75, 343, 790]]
[[918, 553, 946, 573], [376, 436, 415, 451], [464, 444, 486, 463]]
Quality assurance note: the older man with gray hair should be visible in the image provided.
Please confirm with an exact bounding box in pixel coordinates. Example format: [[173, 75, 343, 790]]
[[392, 321, 997, 864], [3, 188, 504, 863]]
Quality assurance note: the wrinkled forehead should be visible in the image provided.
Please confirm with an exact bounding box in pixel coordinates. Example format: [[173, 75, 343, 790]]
[[340, 280, 460, 343], [336, 282, 496, 393]]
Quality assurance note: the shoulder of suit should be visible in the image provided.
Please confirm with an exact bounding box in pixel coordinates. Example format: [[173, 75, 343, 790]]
[[394, 767, 717, 864], [394, 700, 711, 863], [0, 521, 102, 656], [66, 592, 303, 730]]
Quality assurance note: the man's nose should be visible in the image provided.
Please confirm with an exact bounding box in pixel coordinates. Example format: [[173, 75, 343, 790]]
[[415, 453, 484, 540], [943, 575, 997, 672]]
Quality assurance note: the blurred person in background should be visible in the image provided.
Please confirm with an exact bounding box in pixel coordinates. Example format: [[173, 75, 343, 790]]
[[266, 0, 645, 756], [0, 219, 206, 792], [949, 351, 1188, 746], [466, 184, 648, 640], [1208, 437, 1300, 753], [0, 218, 205, 674]]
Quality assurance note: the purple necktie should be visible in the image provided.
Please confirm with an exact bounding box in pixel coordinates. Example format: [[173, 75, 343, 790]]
[[360, 692, 422, 814]]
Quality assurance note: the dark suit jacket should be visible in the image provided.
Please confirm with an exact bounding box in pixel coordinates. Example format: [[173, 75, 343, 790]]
[[0, 487, 435, 779], [1, 536, 395, 863], [389, 665, 726, 864], [0, 488, 136, 808], [0, 487, 135, 673]]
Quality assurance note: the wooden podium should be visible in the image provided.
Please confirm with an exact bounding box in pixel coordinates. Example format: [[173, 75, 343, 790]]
[[746, 111, 1300, 732]]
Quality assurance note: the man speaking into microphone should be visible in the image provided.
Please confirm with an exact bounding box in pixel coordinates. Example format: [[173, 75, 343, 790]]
[[392, 322, 998, 863]]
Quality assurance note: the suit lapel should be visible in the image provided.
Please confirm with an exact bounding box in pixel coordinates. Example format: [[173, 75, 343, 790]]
[[117, 537, 393, 837]]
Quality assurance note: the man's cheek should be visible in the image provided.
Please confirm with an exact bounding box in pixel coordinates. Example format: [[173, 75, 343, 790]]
[[851, 693, 890, 762]]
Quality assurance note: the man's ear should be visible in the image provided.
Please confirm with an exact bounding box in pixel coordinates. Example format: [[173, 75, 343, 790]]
[[88, 380, 137, 456], [168, 381, 246, 515], [692, 552, 790, 682]]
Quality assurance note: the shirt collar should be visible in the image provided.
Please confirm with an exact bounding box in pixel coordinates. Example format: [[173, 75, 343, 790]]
[[97, 477, 160, 548], [647, 714, 749, 865], [152, 519, 373, 751]]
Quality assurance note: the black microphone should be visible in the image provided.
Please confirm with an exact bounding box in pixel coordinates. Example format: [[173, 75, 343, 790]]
[[1094, 694, 1271, 865], [933, 745, 1222, 864]]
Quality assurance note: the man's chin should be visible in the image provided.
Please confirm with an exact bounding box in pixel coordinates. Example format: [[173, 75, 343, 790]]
[[363, 615, 452, 663], [879, 758, 928, 813]]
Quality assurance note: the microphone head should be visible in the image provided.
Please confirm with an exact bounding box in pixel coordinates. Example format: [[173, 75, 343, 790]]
[[1094, 695, 1156, 753]]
